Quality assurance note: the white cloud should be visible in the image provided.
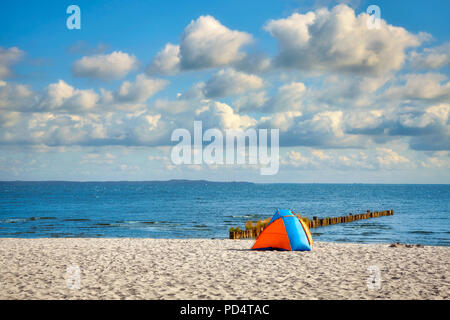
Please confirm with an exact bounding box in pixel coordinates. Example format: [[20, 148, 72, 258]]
[[420, 152, 450, 169], [384, 73, 450, 102], [314, 74, 392, 108], [0, 111, 21, 128], [233, 53, 272, 74], [409, 42, 450, 70], [0, 81, 34, 111], [114, 74, 168, 103], [265, 4, 421, 75], [259, 109, 366, 148], [282, 150, 315, 167], [80, 152, 116, 165], [148, 15, 252, 74], [376, 148, 410, 168], [0, 110, 168, 146], [263, 82, 306, 113], [260, 111, 302, 131], [398, 104, 449, 131], [203, 69, 264, 98], [38, 80, 99, 112], [0, 74, 168, 113], [281, 147, 416, 171], [72, 51, 139, 80], [197, 101, 257, 130], [342, 103, 450, 151], [146, 43, 181, 75], [233, 91, 268, 112], [0, 47, 25, 79]]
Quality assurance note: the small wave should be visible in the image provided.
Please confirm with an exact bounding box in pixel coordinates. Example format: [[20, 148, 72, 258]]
[[28, 217, 57, 221], [192, 224, 209, 229], [62, 218, 91, 222], [361, 231, 379, 236], [348, 223, 392, 230], [0, 231, 36, 236], [1, 217, 57, 223], [409, 230, 434, 235], [335, 238, 351, 242], [0, 218, 27, 223], [227, 214, 264, 219], [119, 220, 166, 225]]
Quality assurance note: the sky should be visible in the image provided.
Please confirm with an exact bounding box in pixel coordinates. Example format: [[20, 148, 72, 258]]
[[0, 0, 449, 183]]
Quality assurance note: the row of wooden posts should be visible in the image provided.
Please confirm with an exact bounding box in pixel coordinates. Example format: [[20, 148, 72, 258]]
[[229, 209, 394, 240]]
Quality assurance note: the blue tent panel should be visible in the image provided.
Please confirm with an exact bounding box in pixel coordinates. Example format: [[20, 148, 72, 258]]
[[282, 215, 311, 251]]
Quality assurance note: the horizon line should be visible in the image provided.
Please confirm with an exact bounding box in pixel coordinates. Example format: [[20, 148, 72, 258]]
[[0, 179, 449, 185]]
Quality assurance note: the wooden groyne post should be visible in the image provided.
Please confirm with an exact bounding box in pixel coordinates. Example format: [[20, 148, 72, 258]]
[[229, 209, 394, 239]]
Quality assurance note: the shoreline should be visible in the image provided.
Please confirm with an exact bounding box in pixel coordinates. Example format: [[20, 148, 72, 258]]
[[1, 236, 447, 247], [0, 238, 448, 300]]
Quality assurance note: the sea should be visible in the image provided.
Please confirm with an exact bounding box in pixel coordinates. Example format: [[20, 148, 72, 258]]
[[0, 181, 448, 246]]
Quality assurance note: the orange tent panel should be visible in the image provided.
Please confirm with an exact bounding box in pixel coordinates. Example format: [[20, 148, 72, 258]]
[[252, 218, 291, 251]]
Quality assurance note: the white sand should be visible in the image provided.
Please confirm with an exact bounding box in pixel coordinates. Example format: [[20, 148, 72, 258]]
[[0, 238, 448, 300]]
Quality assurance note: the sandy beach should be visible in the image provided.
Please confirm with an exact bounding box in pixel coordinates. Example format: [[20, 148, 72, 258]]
[[0, 238, 448, 300]]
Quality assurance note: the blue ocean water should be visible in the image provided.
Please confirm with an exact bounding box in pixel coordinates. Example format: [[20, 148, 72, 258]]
[[0, 181, 448, 246]]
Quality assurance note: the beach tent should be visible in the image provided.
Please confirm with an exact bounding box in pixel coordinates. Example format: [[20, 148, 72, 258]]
[[252, 209, 313, 251]]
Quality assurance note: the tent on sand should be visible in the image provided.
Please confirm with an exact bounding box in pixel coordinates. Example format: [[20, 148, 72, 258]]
[[252, 209, 313, 251]]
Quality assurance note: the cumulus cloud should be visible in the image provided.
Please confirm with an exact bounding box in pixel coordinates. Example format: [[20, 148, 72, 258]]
[[396, 104, 449, 134], [233, 91, 268, 113], [260, 111, 303, 131], [146, 43, 181, 75], [233, 82, 307, 114], [281, 149, 383, 170], [384, 73, 450, 102], [343, 104, 450, 151], [0, 81, 34, 111], [177, 82, 207, 101], [263, 82, 306, 113], [376, 148, 410, 168], [0, 47, 25, 79], [343, 109, 387, 135], [314, 74, 391, 108], [232, 53, 272, 74], [0, 110, 168, 147], [393, 104, 450, 151], [419, 152, 450, 169], [196, 101, 257, 130], [147, 15, 252, 74], [0, 111, 21, 128], [1, 73, 168, 114], [202, 69, 264, 98], [281, 146, 418, 171], [72, 51, 139, 80], [113, 74, 168, 103], [37, 80, 99, 112], [260, 109, 367, 148], [265, 4, 421, 75], [408, 42, 450, 70]]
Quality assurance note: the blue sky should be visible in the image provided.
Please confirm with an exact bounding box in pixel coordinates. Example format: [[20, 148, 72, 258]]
[[0, 0, 449, 182]]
